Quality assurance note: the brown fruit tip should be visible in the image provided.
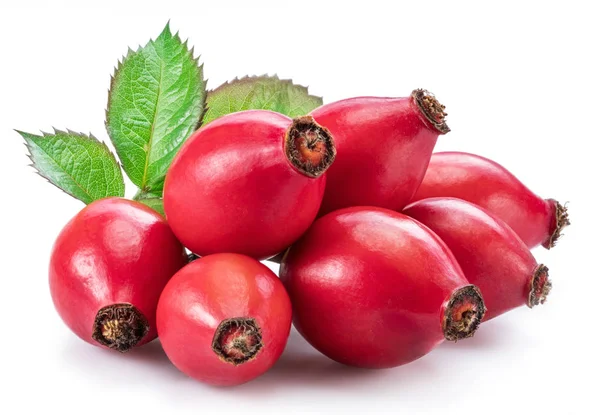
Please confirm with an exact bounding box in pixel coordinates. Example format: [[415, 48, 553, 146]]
[[212, 317, 263, 365], [412, 89, 450, 134], [443, 285, 486, 342], [92, 303, 149, 353], [528, 264, 552, 307], [544, 200, 570, 249], [285, 115, 336, 178]]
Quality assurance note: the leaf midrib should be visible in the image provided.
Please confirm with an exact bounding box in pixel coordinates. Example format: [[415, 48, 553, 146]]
[[140, 53, 165, 192]]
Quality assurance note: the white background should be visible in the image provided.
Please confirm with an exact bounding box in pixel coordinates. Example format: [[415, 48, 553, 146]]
[[1, 1, 598, 414]]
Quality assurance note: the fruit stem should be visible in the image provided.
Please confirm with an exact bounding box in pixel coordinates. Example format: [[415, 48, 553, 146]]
[[443, 285, 486, 342], [284, 116, 336, 178], [212, 317, 263, 365], [412, 89, 450, 134], [543, 200, 570, 249], [528, 264, 552, 307], [92, 303, 149, 353]]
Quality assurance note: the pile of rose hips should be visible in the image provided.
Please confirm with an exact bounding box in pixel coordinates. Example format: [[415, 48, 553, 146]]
[[49, 90, 568, 386]]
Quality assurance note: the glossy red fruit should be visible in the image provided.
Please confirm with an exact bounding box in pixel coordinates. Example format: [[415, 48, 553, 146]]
[[411, 151, 570, 249], [280, 207, 486, 369], [163, 110, 336, 260], [49, 197, 187, 352], [404, 198, 552, 321], [157, 253, 292, 386], [311, 89, 449, 216]]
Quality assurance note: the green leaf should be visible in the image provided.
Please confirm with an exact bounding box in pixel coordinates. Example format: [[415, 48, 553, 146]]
[[137, 197, 164, 217], [106, 23, 206, 194], [203, 75, 323, 125], [17, 129, 125, 204]]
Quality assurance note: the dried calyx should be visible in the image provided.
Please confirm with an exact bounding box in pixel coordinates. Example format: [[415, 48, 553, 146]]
[[285, 116, 336, 178], [544, 200, 570, 249], [92, 303, 149, 353], [412, 89, 450, 134], [212, 317, 263, 365], [529, 264, 552, 307], [443, 285, 486, 341]]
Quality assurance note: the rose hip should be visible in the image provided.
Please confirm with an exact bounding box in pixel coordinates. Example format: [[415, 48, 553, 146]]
[[404, 197, 552, 320], [49, 198, 187, 352], [163, 110, 336, 260], [279, 207, 486, 369], [157, 253, 292, 386], [310, 89, 449, 216], [411, 151, 570, 249]]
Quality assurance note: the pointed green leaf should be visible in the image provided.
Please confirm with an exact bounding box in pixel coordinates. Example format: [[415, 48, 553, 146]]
[[138, 197, 164, 216], [203, 75, 323, 125], [18, 129, 125, 204], [106, 23, 206, 194]]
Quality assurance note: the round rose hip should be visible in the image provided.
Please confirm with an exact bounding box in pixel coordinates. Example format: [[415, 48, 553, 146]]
[[49, 197, 187, 352], [163, 110, 336, 260], [280, 207, 486, 369], [157, 253, 292, 386]]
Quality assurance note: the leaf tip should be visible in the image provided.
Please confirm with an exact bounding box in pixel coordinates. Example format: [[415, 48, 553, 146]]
[[160, 20, 173, 39]]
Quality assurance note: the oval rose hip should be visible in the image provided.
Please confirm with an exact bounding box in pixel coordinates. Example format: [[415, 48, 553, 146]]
[[411, 151, 570, 249], [404, 197, 552, 321], [310, 89, 449, 216], [157, 253, 292, 386], [280, 207, 486, 369], [49, 198, 187, 352], [163, 110, 336, 260]]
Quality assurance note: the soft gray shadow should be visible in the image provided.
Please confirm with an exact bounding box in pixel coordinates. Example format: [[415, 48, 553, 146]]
[[123, 339, 178, 368], [60, 329, 442, 395], [439, 315, 513, 350], [60, 337, 188, 383], [232, 329, 440, 395]]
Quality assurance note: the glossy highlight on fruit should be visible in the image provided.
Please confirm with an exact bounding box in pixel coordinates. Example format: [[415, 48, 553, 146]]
[[411, 151, 570, 249], [311, 89, 449, 216], [163, 110, 336, 260], [49, 198, 187, 352], [157, 253, 292, 386], [404, 197, 552, 320], [280, 207, 486, 369]]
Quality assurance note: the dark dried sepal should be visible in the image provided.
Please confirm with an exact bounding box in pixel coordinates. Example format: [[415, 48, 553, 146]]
[[285, 116, 336, 178], [412, 89, 450, 134], [92, 303, 149, 353], [528, 264, 552, 307], [544, 200, 570, 249], [443, 285, 486, 342], [212, 317, 263, 365]]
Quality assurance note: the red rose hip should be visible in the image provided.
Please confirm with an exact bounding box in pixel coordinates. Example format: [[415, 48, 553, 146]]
[[411, 151, 570, 249], [163, 110, 336, 260], [49, 198, 187, 352], [310, 89, 449, 216], [280, 207, 486, 369], [157, 253, 292, 386], [404, 197, 552, 320]]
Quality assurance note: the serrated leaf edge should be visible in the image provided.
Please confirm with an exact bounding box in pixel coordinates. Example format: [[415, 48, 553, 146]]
[[16, 129, 125, 204], [105, 22, 207, 192], [203, 74, 323, 123]]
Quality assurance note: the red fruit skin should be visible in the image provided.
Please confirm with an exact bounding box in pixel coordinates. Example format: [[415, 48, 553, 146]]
[[49, 198, 187, 351], [157, 253, 292, 386], [280, 206, 480, 369], [404, 197, 550, 321], [163, 110, 327, 260], [411, 152, 568, 249], [311, 93, 445, 215]]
